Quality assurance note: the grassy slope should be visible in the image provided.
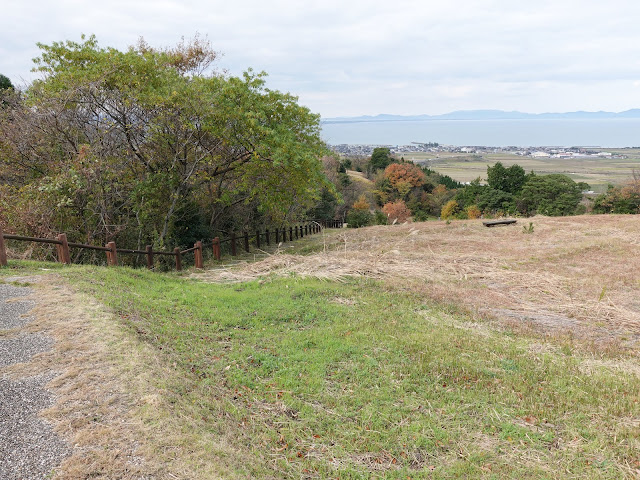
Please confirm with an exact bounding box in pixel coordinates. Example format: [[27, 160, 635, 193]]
[[29, 263, 635, 479]]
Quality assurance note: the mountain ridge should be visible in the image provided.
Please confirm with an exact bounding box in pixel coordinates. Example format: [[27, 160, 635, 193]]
[[322, 109, 640, 123]]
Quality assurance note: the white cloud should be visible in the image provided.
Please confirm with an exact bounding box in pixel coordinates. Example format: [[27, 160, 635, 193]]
[[2, 0, 640, 116]]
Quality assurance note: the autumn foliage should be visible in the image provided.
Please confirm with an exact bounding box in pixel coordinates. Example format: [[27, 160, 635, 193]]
[[441, 199, 461, 219], [352, 194, 370, 211], [384, 163, 426, 190], [382, 200, 411, 223]]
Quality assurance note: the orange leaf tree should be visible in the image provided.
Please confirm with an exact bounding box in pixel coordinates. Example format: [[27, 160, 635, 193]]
[[384, 163, 426, 191], [382, 200, 411, 223]]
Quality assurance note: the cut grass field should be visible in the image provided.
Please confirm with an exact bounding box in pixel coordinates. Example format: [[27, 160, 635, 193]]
[[2, 215, 639, 478]]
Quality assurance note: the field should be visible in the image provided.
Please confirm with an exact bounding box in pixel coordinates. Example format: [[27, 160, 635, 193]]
[[399, 150, 640, 192], [2, 215, 639, 478]]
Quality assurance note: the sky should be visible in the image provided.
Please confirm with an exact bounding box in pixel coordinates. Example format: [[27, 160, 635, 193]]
[[3, 0, 640, 118]]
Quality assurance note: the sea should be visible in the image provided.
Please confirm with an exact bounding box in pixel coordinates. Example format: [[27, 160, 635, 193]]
[[320, 118, 640, 147]]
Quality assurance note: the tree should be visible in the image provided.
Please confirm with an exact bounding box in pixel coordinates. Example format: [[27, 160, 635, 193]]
[[592, 173, 640, 214], [382, 200, 411, 223], [441, 199, 461, 219], [369, 147, 392, 171], [0, 74, 12, 91], [487, 162, 527, 194], [384, 163, 426, 191], [346, 195, 373, 227], [0, 35, 330, 249], [518, 174, 582, 216]]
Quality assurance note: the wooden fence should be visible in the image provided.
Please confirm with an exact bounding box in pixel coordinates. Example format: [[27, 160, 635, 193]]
[[0, 219, 344, 271]]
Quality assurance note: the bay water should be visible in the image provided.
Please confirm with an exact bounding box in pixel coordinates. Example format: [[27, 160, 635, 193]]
[[320, 118, 640, 147]]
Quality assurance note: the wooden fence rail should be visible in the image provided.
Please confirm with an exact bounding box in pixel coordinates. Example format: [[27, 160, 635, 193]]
[[0, 220, 343, 271]]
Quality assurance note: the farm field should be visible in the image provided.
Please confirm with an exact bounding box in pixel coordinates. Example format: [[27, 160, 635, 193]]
[[2, 215, 639, 479], [400, 150, 640, 192]]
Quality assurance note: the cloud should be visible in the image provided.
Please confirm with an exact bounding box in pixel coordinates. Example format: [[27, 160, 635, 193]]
[[2, 0, 640, 115]]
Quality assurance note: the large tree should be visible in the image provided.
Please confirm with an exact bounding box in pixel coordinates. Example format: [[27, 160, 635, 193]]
[[0, 74, 12, 91], [487, 162, 527, 194], [517, 174, 582, 216], [0, 35, 330, 248]]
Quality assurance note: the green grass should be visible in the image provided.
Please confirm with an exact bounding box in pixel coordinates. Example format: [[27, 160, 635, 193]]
[[56, 265, 640, 479]]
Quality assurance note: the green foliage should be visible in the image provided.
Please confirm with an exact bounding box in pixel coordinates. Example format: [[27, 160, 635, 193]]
[[1, 36, 330, 250], [346, 208, 373, 228], [518, 174, 583, 216], [421, 166, 463, 189], [0, 74, 12, 90], [369, 147, 392, 171], [454, 178, 485, 208], [412, 209, 430, 222], [592, 180, 640, 214], [307, 188, 339, 221], [373, 210, 388, 225], [487, 162, 527, 194], [522, 222, 534, 234], [477, 187, 516, 215]]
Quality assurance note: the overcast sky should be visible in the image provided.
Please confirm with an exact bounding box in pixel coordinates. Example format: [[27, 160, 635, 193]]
[[3, 0, 640, 118]]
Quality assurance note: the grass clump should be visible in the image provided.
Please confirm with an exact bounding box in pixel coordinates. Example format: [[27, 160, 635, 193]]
[[61, 265, 640, 479]]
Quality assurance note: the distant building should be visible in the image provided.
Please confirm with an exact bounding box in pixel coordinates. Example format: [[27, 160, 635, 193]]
[[531, 151, 550, 158]]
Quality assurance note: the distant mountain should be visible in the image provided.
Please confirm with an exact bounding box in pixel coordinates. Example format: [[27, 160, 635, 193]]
[[322, 109, 640, 123]]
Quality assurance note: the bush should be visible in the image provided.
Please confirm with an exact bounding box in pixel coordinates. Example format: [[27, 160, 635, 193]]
[[465, 205, 482, 219], [441, 199, 461, 220], [346, 209, 373, 228], [374, 210, 388, 225], [412, 210, 430, 222], [382, 200, 411, 223]]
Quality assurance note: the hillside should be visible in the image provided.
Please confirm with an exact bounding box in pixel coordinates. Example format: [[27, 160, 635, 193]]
[[198, 215, 640, 348], [2, 215, 639, 478]]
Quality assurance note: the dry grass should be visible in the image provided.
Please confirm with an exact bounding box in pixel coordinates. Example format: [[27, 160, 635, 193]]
[[2, 274, 200, 479], [196, 215, 640, 349]]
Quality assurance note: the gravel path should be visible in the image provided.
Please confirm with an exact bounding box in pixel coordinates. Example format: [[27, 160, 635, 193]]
[[0, 283, 71, 479]]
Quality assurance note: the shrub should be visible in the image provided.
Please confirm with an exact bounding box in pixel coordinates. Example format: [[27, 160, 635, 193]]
[[412, 210, 430, 222], [374, 210, 388, 225], [352, 194, 370, 211], [346, 209, 373, 228], [465, 204, 482, 219], [382, 200, 411, 223], [441, 199, 461, 220]]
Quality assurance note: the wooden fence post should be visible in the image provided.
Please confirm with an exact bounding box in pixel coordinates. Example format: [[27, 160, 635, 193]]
[[265, 229, 270, 246], [289, 227, 293, 241], [106, 241, 118, 266], [294, 226, 298, 239], [194, 241, 203, 269], [244, 231, 250, 252], [231, 233, 237, 256], [0, 224, 7, 267], [56, 233, 71, 264], [275, 228, 280, 244], [256, 230, 261, 249], [174, 247, 182, 271], [300, 225, 304, 238], [146, 245, 154, 269], [212, 237, 221, 261]]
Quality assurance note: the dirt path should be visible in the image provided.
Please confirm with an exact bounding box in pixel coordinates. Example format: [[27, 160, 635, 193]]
[[0, 282, 70, 479], [0, 275, 163, 479]]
